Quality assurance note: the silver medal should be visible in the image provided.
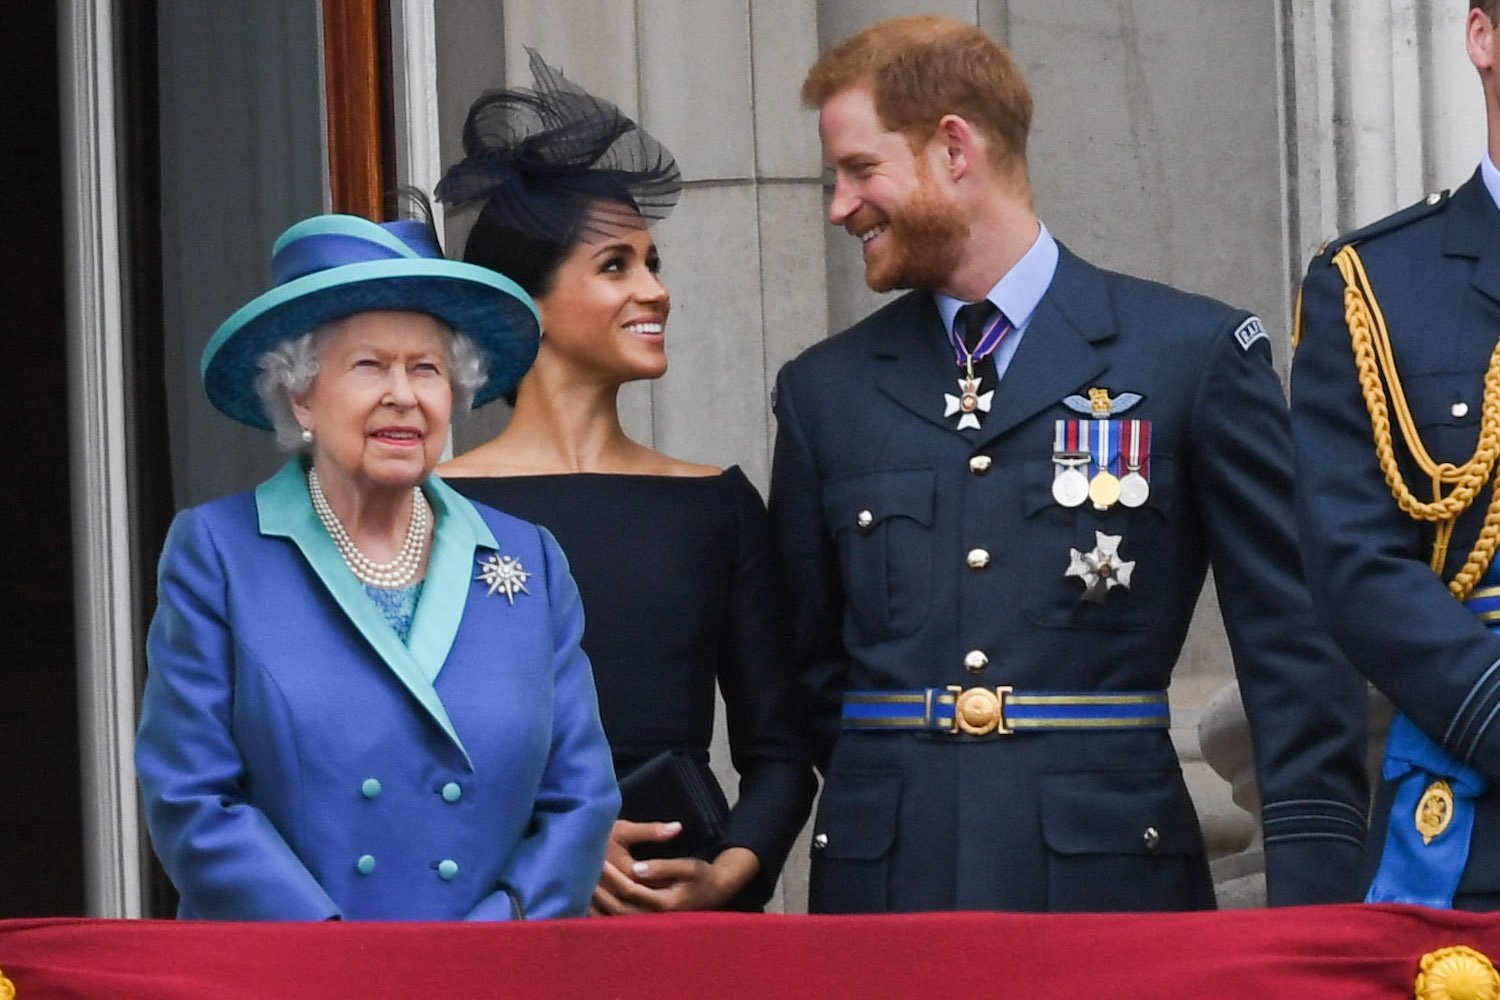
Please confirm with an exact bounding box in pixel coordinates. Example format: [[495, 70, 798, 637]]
[[1117, 419, 1151, 509], [1118, 472, 1150, 508], [1052, 466, 1090, 507]]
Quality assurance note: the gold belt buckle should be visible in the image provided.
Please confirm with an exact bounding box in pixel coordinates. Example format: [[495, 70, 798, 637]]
[[947, 685, 1013, 736]]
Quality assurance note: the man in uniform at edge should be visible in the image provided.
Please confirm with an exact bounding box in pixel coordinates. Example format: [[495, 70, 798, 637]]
[[1292, 1, 1500, 910], [770, 15, 1369, 913]]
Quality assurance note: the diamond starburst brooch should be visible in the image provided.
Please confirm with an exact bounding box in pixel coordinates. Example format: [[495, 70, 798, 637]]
[[476, 552, 531, 604]]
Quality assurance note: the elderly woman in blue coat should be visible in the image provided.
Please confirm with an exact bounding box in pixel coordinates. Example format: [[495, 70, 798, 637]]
[[135, 208, 619, 921]]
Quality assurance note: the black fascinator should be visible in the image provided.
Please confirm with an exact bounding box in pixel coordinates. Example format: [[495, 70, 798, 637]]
[[436, 48, 682, 244]]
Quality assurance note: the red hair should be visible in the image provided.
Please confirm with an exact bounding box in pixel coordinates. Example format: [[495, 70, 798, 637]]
[[802, 16, 1033, 174]]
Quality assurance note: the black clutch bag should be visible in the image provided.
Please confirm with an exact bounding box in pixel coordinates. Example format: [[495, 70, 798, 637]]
[[617, 749, 730, 861]]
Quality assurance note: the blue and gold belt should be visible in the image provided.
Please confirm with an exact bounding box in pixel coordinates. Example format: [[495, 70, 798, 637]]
[[841, 687, 1169, 737]]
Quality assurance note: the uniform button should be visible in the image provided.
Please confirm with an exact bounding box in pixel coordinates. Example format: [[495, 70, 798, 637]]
[[966, 548, 991, 571], [1452, 401, 1471, 419], [963, 650, 989, 674], [812, 833, 829, 850], [968, 455, 992, 476], [356, 854, 376, 875], [360, 778, 381, 800], [1143, 827, 1161, 851], [438, 859, 459, 881], [1426, 191, 1442, 206], [856, 509, 874, 530], [441, 782, 462, 803]]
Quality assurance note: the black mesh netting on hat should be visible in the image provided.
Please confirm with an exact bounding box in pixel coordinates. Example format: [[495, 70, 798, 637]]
[[436, 47, 682, 243]]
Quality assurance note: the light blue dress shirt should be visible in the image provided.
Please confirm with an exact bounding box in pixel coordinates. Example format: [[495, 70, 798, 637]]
[[1482, 152, 1500, 212], [934, 221, 1060, 380]]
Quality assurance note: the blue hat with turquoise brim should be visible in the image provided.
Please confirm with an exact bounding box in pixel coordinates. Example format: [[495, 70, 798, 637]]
[[202, 213, 541, 430]]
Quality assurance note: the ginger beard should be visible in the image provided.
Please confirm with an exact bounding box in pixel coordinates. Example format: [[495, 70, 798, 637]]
[[854, 164, 970, 293]]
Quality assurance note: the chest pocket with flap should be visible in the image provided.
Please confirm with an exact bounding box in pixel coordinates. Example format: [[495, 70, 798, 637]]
[[823, 468, 936, 640]]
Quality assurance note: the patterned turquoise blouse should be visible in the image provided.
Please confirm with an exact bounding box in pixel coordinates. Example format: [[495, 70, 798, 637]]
[[363, 581, 425, 645]]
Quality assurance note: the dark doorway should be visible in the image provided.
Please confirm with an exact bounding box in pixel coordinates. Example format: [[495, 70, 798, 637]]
[[0, 0, 85, 916]]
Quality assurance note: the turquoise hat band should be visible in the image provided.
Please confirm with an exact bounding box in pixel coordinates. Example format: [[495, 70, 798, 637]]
[[202, 257, 539, 379]]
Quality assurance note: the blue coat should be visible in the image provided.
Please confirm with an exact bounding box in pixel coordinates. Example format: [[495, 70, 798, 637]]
[[770, 245, 1370, 913], [1292, 171, 1500, 909], [136, 460, 619, 920]]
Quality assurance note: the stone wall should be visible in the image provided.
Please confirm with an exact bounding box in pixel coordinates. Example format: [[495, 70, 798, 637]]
[[423, 0, 1489, 911]]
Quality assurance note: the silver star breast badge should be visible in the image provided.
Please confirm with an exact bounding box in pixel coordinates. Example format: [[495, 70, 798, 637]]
[[1065, 531, 1135, 604], [944, 376, 994, 431], [476, 552, 531, 605]]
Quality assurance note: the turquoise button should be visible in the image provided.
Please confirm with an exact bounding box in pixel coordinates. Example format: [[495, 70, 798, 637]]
[[441, 782, 462, 803], [361, 778, 382, 799], [356, 854, 376, 875], [438, 859, 458, 881]]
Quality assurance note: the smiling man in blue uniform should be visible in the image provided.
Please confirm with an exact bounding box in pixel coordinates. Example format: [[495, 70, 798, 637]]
[[770, 15, 1370, 913], [1291, 1, 1500, 911]]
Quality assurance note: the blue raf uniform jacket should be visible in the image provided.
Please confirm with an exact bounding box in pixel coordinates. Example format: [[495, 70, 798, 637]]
[[770, 244, 1370, 913], [136, 460, 619, 920], [1292, 171, 1500, 910]]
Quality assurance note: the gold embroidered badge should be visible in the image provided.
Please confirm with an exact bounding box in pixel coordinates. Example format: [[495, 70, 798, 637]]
[[1416, 779, 1455, 846]]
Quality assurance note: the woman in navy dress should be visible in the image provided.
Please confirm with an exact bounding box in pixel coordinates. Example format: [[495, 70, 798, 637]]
[[437, 51, 816, 913]]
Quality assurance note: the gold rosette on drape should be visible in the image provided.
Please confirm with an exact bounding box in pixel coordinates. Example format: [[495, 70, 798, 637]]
[[1416, 946, 1500, 1000]]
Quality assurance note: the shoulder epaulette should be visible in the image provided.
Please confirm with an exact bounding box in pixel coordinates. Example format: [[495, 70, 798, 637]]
[[1321, 189, 1452, 259]]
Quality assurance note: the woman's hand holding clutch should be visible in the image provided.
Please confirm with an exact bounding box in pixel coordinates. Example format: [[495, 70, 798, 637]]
[[589, 821, 759, 914]]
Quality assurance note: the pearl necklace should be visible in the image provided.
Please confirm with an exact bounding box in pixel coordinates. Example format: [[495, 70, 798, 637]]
[[307, 468, 430, 589]]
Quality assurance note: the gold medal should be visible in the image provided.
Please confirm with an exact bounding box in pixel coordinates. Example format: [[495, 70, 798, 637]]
[[1089, 470, 1121, 509], [1416, 779, 1455, 845]]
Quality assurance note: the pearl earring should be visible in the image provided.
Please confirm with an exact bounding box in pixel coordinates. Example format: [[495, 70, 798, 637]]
[[300, 427, 314, 445]]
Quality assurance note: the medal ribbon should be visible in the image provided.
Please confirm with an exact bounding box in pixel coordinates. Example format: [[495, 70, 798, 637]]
[[1090, 420, 1120, 478], [948, 305, 1013, 370], [1054, 419, 1087, 456], [1123, 420, 1151, 478]]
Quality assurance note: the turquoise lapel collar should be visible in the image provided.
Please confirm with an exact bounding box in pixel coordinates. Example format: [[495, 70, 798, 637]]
[[255, 460, 492, 768], [408, 474, 496, 682]]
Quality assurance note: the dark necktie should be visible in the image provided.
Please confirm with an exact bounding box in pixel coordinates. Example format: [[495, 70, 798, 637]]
[[956, 300, 1001, 355]]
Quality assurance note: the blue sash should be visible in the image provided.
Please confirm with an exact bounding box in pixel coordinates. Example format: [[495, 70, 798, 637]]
[[1364, 713, 1487, 906], [1365, 577, 1496, 906]]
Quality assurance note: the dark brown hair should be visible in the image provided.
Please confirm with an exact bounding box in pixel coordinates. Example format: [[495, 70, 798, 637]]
[[802, 15, 1033, 175]]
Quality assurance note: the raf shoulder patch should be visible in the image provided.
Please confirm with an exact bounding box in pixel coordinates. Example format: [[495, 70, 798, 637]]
[[1233, 316, 1268, 353]]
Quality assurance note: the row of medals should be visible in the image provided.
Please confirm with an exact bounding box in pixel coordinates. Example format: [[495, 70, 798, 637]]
[[1052, 419, 1151, 511]]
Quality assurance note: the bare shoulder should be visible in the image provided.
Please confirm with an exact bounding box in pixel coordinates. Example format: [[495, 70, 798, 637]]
[[438, 450, 528, 479], [645, 453, 723, 478]]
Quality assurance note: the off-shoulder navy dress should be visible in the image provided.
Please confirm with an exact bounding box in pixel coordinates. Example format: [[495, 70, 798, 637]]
[[452, 467, 816, 909]]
